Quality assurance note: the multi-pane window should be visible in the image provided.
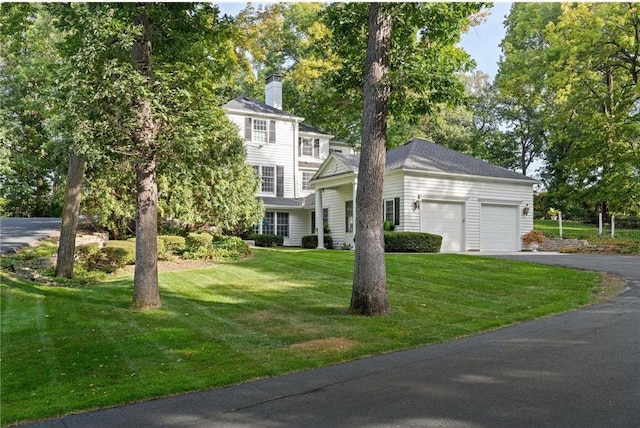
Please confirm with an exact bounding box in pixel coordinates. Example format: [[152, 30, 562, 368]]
[[383, 198, 400, 225], [302, 171, 314, 190], [276, 213, 289, 237], [253, 165, 275, 194], [301, 138, 313, 156], [345, 200, 353, 233], [262, 212, 275, 235], [385, 200, 394, 223], [256, 212, 289, 237], [253, 119, 268, 143]]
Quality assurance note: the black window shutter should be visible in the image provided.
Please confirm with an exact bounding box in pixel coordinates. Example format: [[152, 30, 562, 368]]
[[269, 120, 276, 144], [394, 197, 400, 225], [276, 166, 284, 197], [313, 139, 320, 158], [244, 117, 252, 141], [298, 137, 302, 156], [311, 211, 316, 234]]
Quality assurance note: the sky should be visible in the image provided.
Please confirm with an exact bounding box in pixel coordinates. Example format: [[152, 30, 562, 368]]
[[215, 1, 513, 80]]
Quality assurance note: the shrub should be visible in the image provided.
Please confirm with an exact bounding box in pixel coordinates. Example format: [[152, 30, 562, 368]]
[[253, 234, 283, 247], [158, 235, 186, 253], [211, 235, 250, 259], [88, 240, 136, 273], [301, 235, 333, 249], [185, 233, 214, 250], [75, 243, 101, 262], [383, 232, 442, 253], [383, 221, 395, 231]]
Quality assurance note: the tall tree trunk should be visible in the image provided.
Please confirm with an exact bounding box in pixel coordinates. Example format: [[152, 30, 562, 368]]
[[349, 3, 392, 316], [131, 4, 161, 310], [55, 152, 85, 279]]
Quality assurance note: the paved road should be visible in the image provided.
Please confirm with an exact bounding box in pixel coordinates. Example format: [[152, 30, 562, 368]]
[[18, 253, 639, 428], [0, 217, 61, 254]]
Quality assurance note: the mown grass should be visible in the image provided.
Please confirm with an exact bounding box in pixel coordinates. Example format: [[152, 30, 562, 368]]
[[1, 248, 619, 426]]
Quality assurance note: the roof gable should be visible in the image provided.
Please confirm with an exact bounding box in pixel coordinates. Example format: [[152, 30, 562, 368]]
[[312, 153, 358, 180]]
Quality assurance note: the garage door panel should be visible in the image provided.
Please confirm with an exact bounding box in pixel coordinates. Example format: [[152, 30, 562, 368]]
[[481, 205, 518, 251], [421, 202, 463, 252]]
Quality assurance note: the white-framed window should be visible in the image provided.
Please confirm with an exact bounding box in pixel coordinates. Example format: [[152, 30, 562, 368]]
[[345, 200, 353, 233], [276, 213, 289, 237], [245, 118, 275, 143], [253, 165, 275, 194], [383, 198, 400, 226], [302, 171, 314, 190], [298, 137, 320, 158], [385, 200, 394, 223], [256, 211, 289, 237], [253, 119, 268, 143], [301, 138, 313, 156]]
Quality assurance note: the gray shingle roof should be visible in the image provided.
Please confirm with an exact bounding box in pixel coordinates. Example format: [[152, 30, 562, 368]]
[[225, 96, 302, 119], [299, 123, 330, 135], [331, 139, 536, 182]]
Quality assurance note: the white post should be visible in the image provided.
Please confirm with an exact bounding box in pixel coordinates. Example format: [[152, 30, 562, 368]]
[[352, 178, 357, 249], [611, 215, 615, 238], [558, 210, 563, 239], [316, 189, 324, 249], [599, 212, 603, 235]]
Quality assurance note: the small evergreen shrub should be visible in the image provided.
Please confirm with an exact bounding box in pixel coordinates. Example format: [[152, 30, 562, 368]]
[[253, 234, 284, 247], [301, 235, 333, 249], [211, 235, 250, 259], [158, 235, 186, 253], [75, 243, 101, 262], [383, 232, 442, 253], [185, 233, 214, 250], [383, 221, 395, 231], [88, 240, 136, 272]]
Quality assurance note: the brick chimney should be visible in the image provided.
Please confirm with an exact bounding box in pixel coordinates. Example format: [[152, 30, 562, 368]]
[[265, 75, 282, 110]]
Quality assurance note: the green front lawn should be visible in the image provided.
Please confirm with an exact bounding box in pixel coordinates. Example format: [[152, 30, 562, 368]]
[[1, 248, 619, 426]]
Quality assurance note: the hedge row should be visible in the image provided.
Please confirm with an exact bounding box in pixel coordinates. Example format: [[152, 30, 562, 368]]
[[253, 234, 284, 247], [383, 232, 442, 253], [301, 235, 334, 249]]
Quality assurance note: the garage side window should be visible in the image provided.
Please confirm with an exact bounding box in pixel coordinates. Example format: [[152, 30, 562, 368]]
[[384, 198, 400, 226], [345, 201, 353, 233]]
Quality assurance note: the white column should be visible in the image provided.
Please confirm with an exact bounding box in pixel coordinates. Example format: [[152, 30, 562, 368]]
[[352, 178, 358, 249], [316, 189, 324, 249]]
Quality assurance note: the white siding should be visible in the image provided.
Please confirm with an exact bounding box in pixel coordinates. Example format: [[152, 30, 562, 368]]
[[322, 185, 354, 248], [402, 172, 534, 252], [228, 113, 298, 199]]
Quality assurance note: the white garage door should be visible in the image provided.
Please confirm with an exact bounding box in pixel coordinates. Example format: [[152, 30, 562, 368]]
[[421, 201, 464, 252], [481, 204, 518, 251]]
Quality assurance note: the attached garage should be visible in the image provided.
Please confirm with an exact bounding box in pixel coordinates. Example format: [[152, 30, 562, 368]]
[[421, 201, 464, 252], [312, 139, 537, 251], [480, 204, 519, 251]]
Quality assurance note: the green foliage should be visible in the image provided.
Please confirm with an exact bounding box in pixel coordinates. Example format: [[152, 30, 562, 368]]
[[253, 234, 284, 247], [158, 235, 186, 254], [383, 232, 442, 253], [182, 234, 250, 261], [301, 234, 333, 249], [185, 233, 214, 251], [383, 221, 395, 231], [0, 4, 66, 216], [87, 241, 136, 273]]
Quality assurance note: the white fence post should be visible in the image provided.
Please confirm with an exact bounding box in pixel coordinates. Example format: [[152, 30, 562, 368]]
[[558, 210, 563, 239], [599, 213, 603, 235], [611, 215, 615, 238]]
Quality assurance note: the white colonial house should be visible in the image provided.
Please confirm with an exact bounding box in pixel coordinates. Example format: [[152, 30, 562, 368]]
[[311, 139, 538, 252], [224, 75, 354, 246], [226, 76, 537, 251]]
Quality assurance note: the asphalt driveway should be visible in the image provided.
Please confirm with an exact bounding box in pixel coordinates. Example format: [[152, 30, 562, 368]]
[[0, 217, 61, 254], [17, 253, 640, 427]]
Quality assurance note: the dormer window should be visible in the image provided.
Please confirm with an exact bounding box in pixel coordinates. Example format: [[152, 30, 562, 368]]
[[245, 118, 276, 143]]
